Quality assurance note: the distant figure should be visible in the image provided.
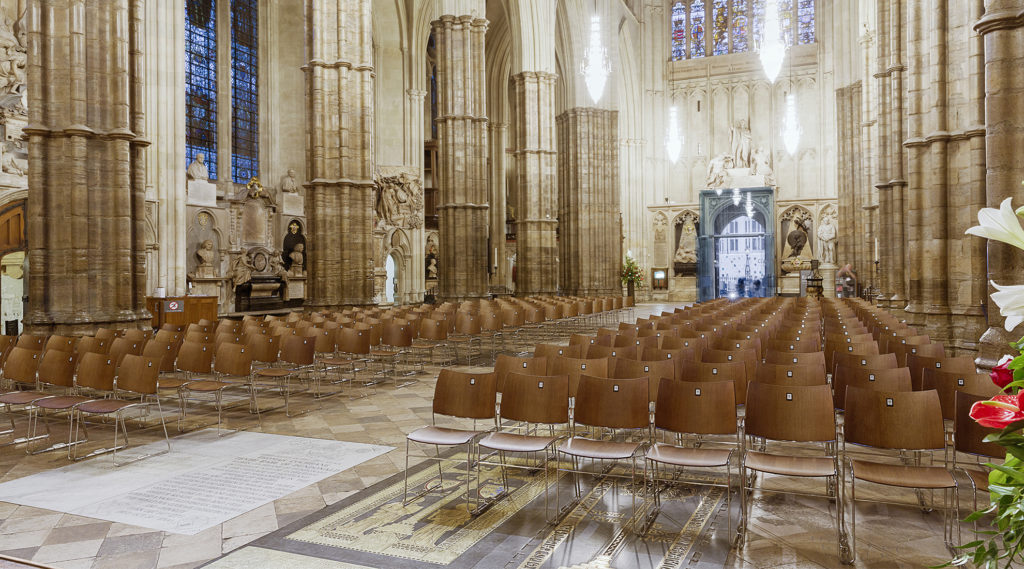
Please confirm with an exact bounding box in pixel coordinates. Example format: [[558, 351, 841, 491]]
[[730, 119, 752, 168], [817, 213, 837, 264], [186, 153, 209, 181]]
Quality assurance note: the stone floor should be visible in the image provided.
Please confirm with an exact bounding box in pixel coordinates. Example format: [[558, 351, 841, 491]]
[[0, 304, 976, 568]]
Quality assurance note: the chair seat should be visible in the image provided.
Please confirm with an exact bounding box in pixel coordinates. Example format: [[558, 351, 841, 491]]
[[181, 380, 233, 392], [408, 425, 486, 446], [558, 437, 644, 461], [34, 395, 90, 410], [77, 398, 137, 414], [0, 391, 49, 405], [319, 357, 353, 366], [370, 349, 398, 357], [646, 443, 732, 468], [851, 460, 955, 489], [744, 451, 836, 477], [480, 431, 560, 453], [255, 368, 295, 378], [157, 378, 188, 390], [411, 341, 438, 349], [962, 467, 989, 493]]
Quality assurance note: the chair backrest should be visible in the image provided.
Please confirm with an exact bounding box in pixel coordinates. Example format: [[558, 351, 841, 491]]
[[534, 344, 582, 360], [115, 354, 161, 395], [754, 362, 827, 386], [246, 334, 281, 364], [2, 343, 39, 384], [337, 327, 371, 355], [832, 365, 912, 409], [574, 374, 649, 430], [280, 335, 316, 366], [75, 336, 110, 355], [160, 323, 186, 333], [16, 334, 47, 351], [844, 386, 945, 451], [36, 349, 76, 388], [214, 343, 253, 377], [494, 354, 547, 392], [122, 329, 152, 344], [701, 348, 757, 388], [108, 337, 144, 366], [183, 331, 213, 345], [433, 369, 497, 420], [418, 318, 448, 341], [765, 337, 822, 354], [307, 328, 336, 354], [153, 329, 183, 346], [745, 382, 836, 443], [94, 328, 117, 342], [381, 322, 414, 348], [764, 350, 826, 375], [142, 340, 178, 373], [921, 368, 999, 420], [44, 335, 77, 353], [695, 360, 747, 402], [454, 312, 481, 335], [612, 358, 675, 401], [75, 352, 118, 391], [954, 390, 1003, 458], [176, 341, 214, 375], [655, 379, 736, 435], [906, 354, 976, 391], [568, 334, 596, 346], [552, 356, 606, 395], [500, 372, 570, 425], [832, 352, 898, 380]]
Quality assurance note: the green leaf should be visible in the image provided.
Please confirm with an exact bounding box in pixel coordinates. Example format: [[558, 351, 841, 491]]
[[991, 463, 1024, 483]]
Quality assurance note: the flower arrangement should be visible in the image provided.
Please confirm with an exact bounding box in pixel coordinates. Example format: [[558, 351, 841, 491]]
[[621, 254, 644, 287], [955, 194, 1024, 568]]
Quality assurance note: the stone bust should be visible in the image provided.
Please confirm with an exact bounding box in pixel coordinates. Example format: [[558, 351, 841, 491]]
[[280, 168, 299, 193], [195, 240, 216, 278], [289, 243, 305, 277], [186, 153, 209, 181]]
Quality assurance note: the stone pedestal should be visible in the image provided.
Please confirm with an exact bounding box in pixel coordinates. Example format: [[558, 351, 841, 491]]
[[187, 180, 217, 207], [287, 277, 305, 301], [778, 274, 802, 296], [190, 277, 227, 308], [668, 276, 697, 302], [283, 193, 304, 216], [820, 264, 838, 298]]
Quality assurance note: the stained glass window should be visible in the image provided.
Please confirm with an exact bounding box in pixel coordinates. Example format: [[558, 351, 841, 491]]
[[778, 0, 794, 46], [690, 0, 706, 58], [797, 0, 814, 44], [185, 0, 217, 180], [712, 0, 729, 55], [231, 0, 259, 184], [671, 3, 687, 61], [752, 0, 765, 48]]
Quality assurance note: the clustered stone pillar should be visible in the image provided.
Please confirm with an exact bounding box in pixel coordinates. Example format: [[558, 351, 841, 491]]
[[557, 108, 620, 296], [24, 0, 150, 334], [304, 0, 375, 307], [976, 0, 1024, 365], [512, 71, 558, 296], [433, 14, 490, 301]]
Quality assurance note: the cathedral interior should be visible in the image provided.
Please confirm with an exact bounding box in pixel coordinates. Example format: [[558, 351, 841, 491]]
[[0, 0, 1020, 568]]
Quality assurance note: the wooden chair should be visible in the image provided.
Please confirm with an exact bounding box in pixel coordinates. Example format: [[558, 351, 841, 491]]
[[547, 356, 609, 397], [701, 349, 756, 399], [448, 312, 483, 365], [906, 354, 976, 392], [43, 335, 78, 354], [478, 372, 570, 521], [921, 369, 999, 421], [27, 352, 114, 455], [842, 386, 955, 561], [754, 362, 827, 386], [534, 344, 582, 360], [832, 366, 912, 410], [253, 335, 317, 417], [178, 343, 257, 434], [69, 354, 170, 466], [612, 358, 675, 402], [644, 379, 738, 535], [952, 391, 1003, 545], [0, 347, 43, 446], [556, 375, 650, 526], [404, 370, 497, 511], [409, 318, 452, 367], [832, 352, 897, 382], [764, 350, 826, 376], [742, 382, 847, 561]]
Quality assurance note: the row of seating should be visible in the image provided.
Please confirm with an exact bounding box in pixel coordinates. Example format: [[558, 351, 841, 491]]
[[406, 296, 998, 563]]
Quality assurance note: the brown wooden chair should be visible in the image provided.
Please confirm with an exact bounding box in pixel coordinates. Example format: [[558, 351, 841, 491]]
[[754, 362, 827, 386], [43, 335, 78, 354], [906, 354, 976, 392], [0, 347, 44, 446], [556, 375, 650, 525], [69, 354, 170, 465], [371, 321, 416, 386], [832, 365, 912, 410], [178, 343, 257, 434], [409, 318, 452, 367], [842, 386, 955, 561], [742, 382, 847, 561], [253, 335, 317, 417], [478, 372, 570, 521], [702, 348, 757, 397], [764, 350, 826, 376], [404, 370, 497, 511], [547, 356, 609, 397], [832, 352, 898, 382], [612, 358, 676, 402], [952, 390, 1003, 545], [644, 379, 738, 535], [28, 352, 114, 455], [534, 344, 582, 360], [920, 369, 998, 422], [448, 311, 483, 365], [494, 354, 547, 394]]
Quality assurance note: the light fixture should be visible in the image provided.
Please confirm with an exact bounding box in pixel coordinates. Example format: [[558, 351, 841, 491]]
[[745, 192, 754, 217], [580, 14, 611, 104], [782, 92, 801, 155], [665, 106, 682, 163], [732, 187, 742, 206], [758, 0, 786, 83]]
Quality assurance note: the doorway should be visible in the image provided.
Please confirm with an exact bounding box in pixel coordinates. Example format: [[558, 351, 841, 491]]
[[385, 254, 397, 304], [714, 213, 766, 299], [1, 251, 24, 334], [698, 187, 775, 301]]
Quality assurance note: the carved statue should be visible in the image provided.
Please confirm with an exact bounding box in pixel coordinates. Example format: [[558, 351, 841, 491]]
[[246, 176, 265, 199], [268, 249, 288, 279], [194, 240, 215, 278], [186, 153, 209, 181], [817, 211, 837, 265], [674, 218, 698, 264], [229, 252, 254, 287], [750, 146, 775, 186], [426, 256, 438, 279], [1, 142, 23, 176], [374, 172, 424, 227], [730, 119, 752, 168], [705, 154, 734, 188], [377, 177, 399, 225], [0, 12, 26, 97], [288, 243, 305, 277], [786, 219, 810, 259], [653, 216, 667, 242], [280, 168, 299, 194]]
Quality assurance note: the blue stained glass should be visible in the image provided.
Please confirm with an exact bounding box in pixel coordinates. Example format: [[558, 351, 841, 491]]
[[231, 0, 259, 184], [186, 0, 217, 180], [779, 0, 794, 46], [712, 0, 729, 55], [671, 3, 687, 61], [797, 0, 815, 44], [752, 0, 765, 48], [690, 0, 706, 58], [732, 15, 748, 52]]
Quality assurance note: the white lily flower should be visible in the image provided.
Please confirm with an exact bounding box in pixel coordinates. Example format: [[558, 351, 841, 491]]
[[991, 280, 1024, 332], [966, 197, 1024, 251]]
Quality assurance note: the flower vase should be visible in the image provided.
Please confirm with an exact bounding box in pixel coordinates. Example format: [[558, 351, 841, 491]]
[[627, 282, 635, 299]]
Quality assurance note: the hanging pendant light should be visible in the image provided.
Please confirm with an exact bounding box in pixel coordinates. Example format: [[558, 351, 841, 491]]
[[665, 106, 683, 163], [759, 0, 786, 83], [580, 15, 611, 104], [782, 92, 801, 155]]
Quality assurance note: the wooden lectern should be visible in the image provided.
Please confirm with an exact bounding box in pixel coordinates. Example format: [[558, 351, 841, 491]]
[[146, 296, 218, 329]]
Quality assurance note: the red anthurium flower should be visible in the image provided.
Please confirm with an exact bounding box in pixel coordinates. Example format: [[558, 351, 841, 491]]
[[971, 393, 1024, 429], [991, 355, 1016, 389]]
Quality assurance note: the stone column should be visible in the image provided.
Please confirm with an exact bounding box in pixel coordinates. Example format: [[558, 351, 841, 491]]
[[146, 0, 187, 297], [975, 1, 1024, 365], [304, 0, 375, 307], [511, 71, 558, 296], [557, 107, 620, 296], [24, 0, 150, 334], [488, 120, 508, 290], [433, 14, 490, 300]]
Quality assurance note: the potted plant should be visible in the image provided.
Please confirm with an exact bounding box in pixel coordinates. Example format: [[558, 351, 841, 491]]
[[621, 254, 644, 299]]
